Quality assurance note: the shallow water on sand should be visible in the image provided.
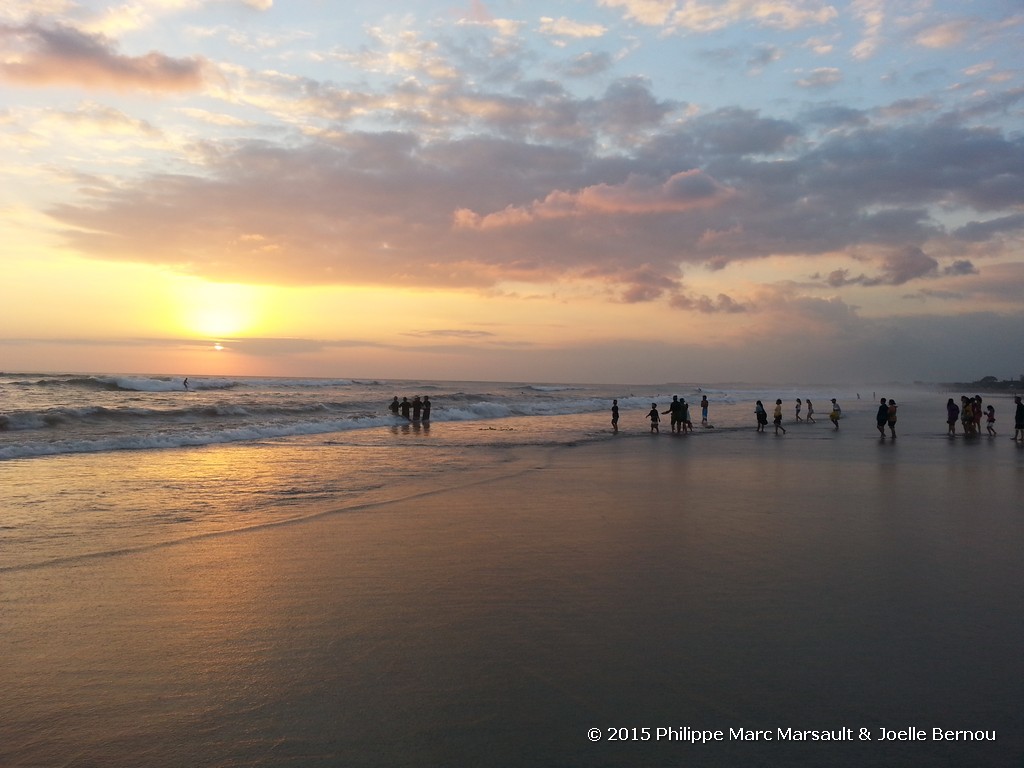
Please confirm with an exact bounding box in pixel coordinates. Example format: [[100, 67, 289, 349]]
[[2, 386, 1022, 767]]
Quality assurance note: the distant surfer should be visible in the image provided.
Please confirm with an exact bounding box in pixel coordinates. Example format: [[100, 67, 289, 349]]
[[183, 378, 189, 391]]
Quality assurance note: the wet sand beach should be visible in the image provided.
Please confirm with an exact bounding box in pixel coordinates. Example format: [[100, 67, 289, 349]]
[[2, 429, 1022, 767]]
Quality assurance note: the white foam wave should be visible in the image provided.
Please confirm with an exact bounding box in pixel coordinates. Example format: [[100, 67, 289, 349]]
[[0, 414, 403, 461]]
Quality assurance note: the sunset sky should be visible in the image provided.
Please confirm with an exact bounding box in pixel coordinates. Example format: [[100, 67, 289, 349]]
[[2, 0, 1022, 384]]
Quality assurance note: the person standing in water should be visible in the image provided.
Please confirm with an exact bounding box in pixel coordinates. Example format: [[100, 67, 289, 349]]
[[754, 400, 767, 432], [795, 398, 803, 422], [985, 404, 995, 436], [183, 378, 189, 391], [611, 399, 619, 433], [946, 398, 959, 435], [876, 397, 889, 438], [1014, 396, 1024, 442], [662, 396, 682, 434], [422, 396, 431, 421], [647, 403, 660, 433], [773, 399, 787, 435], [887, 399, 898, 438], [700, 395, 709, 426], [829, 399, 842, 430]]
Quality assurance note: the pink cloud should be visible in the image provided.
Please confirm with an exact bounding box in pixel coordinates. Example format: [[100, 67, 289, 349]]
[[454, 170, 733, 230], [0, 22, 207, 92]]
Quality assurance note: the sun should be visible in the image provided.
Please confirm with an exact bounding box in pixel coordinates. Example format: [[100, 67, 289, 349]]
[[178, 281, 261, 338]]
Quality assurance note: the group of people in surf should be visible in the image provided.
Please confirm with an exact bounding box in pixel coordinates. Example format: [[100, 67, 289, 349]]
[[624, 392, 1024, 441], [947, 394, 1024, 439], [389, 395, 431, 422], [754, 397, 842, 435], [640, 395, 711, 434]]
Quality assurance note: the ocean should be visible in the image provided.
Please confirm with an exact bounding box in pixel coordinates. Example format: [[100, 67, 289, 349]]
[[2, 372, 1021, 767], [0, 371, 863, 571]]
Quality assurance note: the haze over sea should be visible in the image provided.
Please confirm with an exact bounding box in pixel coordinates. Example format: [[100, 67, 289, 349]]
[[2, 371, 1021, 767]]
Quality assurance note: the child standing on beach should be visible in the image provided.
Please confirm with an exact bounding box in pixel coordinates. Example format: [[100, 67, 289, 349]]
[[647, 403, 660, 433], [986, 404, 996, 436]]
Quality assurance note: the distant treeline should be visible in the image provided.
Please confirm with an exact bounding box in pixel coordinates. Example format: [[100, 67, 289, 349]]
[[938, 375, 1023, 392]]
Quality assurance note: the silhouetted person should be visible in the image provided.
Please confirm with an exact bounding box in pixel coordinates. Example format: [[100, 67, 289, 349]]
[[662, 396, 682, 433], [876, 398, 889, 438], [412, 396, 422, 421], [400, 397, 411, 420], [700, 395, 709, 426], [755, 400, 767, 432], [647, 403, 660, 433], [773, 399, 787, 435], [389, 396, 400, 415], [1014, 396, 1024, 442], [422, 396, 431, 421], [946, 398, 959, 436], [611, 399, 619, 433], [887, 399, 898, 438]]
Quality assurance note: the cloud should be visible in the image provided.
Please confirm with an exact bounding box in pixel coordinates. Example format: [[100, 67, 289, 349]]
[[795, 67, 842, 89], [564, 51, 614, 78], [0, 22, 208, 91], [598, 0, 838, 32], [849, 0, 885, 60], [825, 247, 938, 287], [747, 45, 782, 74], [942, 260, 978, 276], [39, 40, 1024, 313], [454, 169, 733, 230], [402, 329, 497, 339], [954, 214, 1024, 242], [538, 17, 607, 41], [914, 20, 968, 49], [669, 292, 747, 313]]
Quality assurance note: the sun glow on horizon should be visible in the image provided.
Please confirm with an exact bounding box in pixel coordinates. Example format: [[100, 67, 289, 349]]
[[178, 281, 264, 339]]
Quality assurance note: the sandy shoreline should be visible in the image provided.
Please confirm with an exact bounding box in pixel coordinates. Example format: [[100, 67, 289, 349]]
[[2, 434, 1021, 767]]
